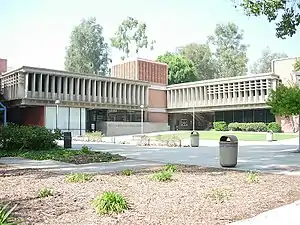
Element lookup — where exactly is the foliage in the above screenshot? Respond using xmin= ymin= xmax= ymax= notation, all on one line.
xmin=206 ymin=188 xmax=229 ymax=203
xmin=80 ymin=145 xmax=91 ymax=154
xmin=0 ymin=124 xmax=62 ymax=151
xmin=178 ymin=43 xmax=217 ymax=80
xmin=163 ymin=164 xmax=177 ymax=173
xmin=236 ymin=0 xmax=300 ymax=39
xmin=92 ymin=191 xmax=129 ymax=215
xmin=121 ymin=169 xmax=133 ymax=176
xmin=0 ymin=148 xmax=125 ymax=164
xmin=0 ymin=203 xmax=18 ymax=225
xmin=157 ymin=52 xmax=197 ymax=84
xmin=37 ymin=188 xmax=54 ymax=198
xmin=65 ymin=17 xmax=111 ymax=75
xmin=247 ymin=171 xmax=259 ymax=183
xmin=111 ymin=17 xmax=155 ymax=60
xmin=267 ymin=83 xmax=300 ymax=116
xmin=213 ymin=121 xmax=228 ymax=131
xmin=66 ymin=173 xmax=94 ymax=183
xmin=151 ymin=170 xmax=173 ymax=182
xmin=228 ymin=122 xmax=267 ymax=132
xmin=208 ymin=22 xmax=248 ymax=78
xmin=267 ymin=122 xmax=281 ymax=132
xmin=294 ymin=58 xmax=300 ymax=71
xmin=250 ymin=46 xmax=288 ymax=74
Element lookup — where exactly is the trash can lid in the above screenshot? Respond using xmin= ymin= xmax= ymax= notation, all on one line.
xmin=191 ymin=131 xmax=199 ymax=134
xmin=220 ymin=135 xmax=238 ymax=142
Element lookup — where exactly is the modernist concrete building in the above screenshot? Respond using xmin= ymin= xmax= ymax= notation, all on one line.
xmin=0 ymin=57 xmax=298 ymax=135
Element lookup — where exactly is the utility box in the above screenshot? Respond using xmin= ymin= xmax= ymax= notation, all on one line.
xmin=219 ymin=135 xmax=238 ymax=167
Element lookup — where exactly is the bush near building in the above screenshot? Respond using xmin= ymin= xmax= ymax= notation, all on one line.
xmin=213 ymin=122 xmax=281 ymax=133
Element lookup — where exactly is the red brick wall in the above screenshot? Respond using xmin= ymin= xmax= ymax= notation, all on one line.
xmin=137 ymin=60 xmax=168 ymax=85
xmin=148 ymin=89 xmax=167 ymax=108
xmin=0 ymin=58 xmax=7 ymax=73
xmin=111 ymin=61 xmax=137 ymax=80
xmin=149 ymin=112 xmax=168 ymax=123
xmin=23 ymin=106 xmax=45 ymax=126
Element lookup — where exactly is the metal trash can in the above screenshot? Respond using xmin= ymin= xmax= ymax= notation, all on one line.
xmin=190 ymin=131 xmax=199 ymax=147
xmin=64 ymin=132 xmax=72 ymax=149
xmin=219 ymin=135 xmax=238 ymax=167
xmin=266 ymin=130 xmax=273 ymax=142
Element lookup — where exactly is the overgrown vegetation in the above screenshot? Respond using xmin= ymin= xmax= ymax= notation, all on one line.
xmin=163 ymin=164 xmax=177 ymax=173
xmin=212 ymin=122 xmax=282 ymax=132
xmin=151 ymin=170 xmax=173 ymax=182
xmin=37 ymin=188 xmax=54 ymax=198
xmin=92 ymin=191 xmax=129 ymax=215
xmin=121 ymin=169 xmax=133 ymax=176
xmin=247 ymin=171 xmax=259 ymax=183
xmin=213 ymin=121 xmax=228 ymax=131
xmin=0 ymin=203 xmax=18 ymax=225
xmin=66 ymin=173 xmax=94 ymax=183
xmin=206 ymin=188 xmax=230 ymax=203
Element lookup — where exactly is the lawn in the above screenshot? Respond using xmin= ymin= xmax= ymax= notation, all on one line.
xmin=1 ymin=165 xmax=300 ymax=225
xmin=152 ymin=131 xmax=297 ymax=141
xmin=0 ymin=148 xmax=125 ymax=164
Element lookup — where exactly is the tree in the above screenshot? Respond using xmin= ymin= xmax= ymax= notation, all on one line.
xmin=157 ymin=52 xmax=197 ymax=85
xmin=111 ymin=17 xmax=155 ymax=60
xmin=208 ymin=22 xmax=248 ymax=78
xmin=178 ymin=43 xmax=217 ymax=80
xmin=65 ymin=17 xmax=111 ymax=75
xmin=250 ymin=47 xmax=288 ymax=74
xmin=236 ymin=0 xmax=300 ymax=39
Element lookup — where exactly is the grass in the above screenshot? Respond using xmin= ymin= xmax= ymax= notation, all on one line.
xmin=37 ymin=188 xmax=54 ymax=198
xmin=0 ymin=203 xmax=18 ymax=225
xmin=66 ymin=173 xmax=94 ymax=183
xmin=151 ymin=170 xmax=173 ymax=182
xmin=0 ymin=148 xmax=126 ymax=164
xmin=152 ymin=131 xmax=297 ymax=141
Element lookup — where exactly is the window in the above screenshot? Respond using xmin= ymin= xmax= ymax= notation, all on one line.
xmin=180 ymin=119 xmax=188 ymax=127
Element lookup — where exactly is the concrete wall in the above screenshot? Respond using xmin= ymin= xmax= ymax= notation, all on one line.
xmin=99 ymin=121 xmax=170 ymax=136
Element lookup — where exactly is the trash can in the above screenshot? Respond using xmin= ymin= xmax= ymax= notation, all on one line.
xmin=266 ymin=130 xmax=273 ymax=142
xmin=219 ymin=135 xmax=238 ymax=167
xmin=190 ymin=131 xmax=199 ymax=147
xmin=64 ymin=132 xmax=72 ymax=149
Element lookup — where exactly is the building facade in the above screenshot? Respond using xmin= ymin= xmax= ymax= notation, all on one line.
xmin=0 ymin=57 xmax=298 ymax=135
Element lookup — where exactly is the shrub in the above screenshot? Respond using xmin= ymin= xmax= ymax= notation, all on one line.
xmin=151 ymin=170 xmax=173 ymax=182
xmin=0 ymin=123 xmax=62 ymax=151
xmin=92 ymin=191 xmax=129 ymax=215
xmin=163 ymin=164 xmax=177 ymax=172
xmin=80 ymin=145 xmax=91 ymax=154
xmin=206 ymin=188 xmax=229 ymax=203
xmin=228 ymin=122 xmax=267 ymax=132
xmin=213 ymin=121 xmax=228 ymax=131
xmin=0 ymin=203 xmax=18 ymax=225
xmin=66 ymin=173 xmax=94 ymax=183
xmin=121 ymin=169 xmax=133 ymax=176
xmin=38 ymin=188 xmax=54 ymax=198
xmin=247 ymin=171 xmax=259 ymax=183
xmin=267 ymin=122 xmax=281 ymax=133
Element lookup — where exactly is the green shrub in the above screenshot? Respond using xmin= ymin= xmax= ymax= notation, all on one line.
xmin=92 ymin=191 xmax=129 ymax=215
xmin=37 ymin=188 xmax=54 ymax=198
xmin=247 ymin=171 xmax=259 ymax=183
xmin=213 ymin=121 xmax=228 ymax=131
xmin=267 ymin=122 xmax=281 ymax=133
xmin=151 ymin=170 xmax=173 ymax=182
xmin=228 ymin=122 xmax=267 ymax=132
xmin=66 ymin=173 xmax=94 ymax=183
xmin=206 ymin=188 xmax=229 ymax=203
xmin=80 ymin=145 xmax=91 ymax=154
xmin=163 ymin=164 xmax=177 ymax=172
xmin=121 ymin=169 xmax=133 ymax=176
xmin=0 ymin=123 xmax=62 ymax=151
xmin=0 ymin=203 xmax=18 ymax=225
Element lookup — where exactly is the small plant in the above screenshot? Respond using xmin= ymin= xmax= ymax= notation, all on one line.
xmin=163 ymin=164 xmax=177 ymax=172
xmin=92 ymin=191 xmax=129 ymax=215
xmin=206 ymin=188 xmax=229 ymax=203
xmin=37 ymin=188 xmax=53 ymax=198
xmin=121 ymin=169 xmax=133 ymax=176
xmin=81 ymin=145 xmax=91 ymax=154
xmin=247 ymin=171 xmax=259 ymax=183
xmin=66 ymin=173 xmax=94 ymax=183
xmin=151 ymin=170 xmax=173 ymax=182
xmin=0 ymin=203 xmax=18 ymax=225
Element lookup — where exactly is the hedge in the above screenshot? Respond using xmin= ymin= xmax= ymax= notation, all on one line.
xmin=0 ymin=123 xmax=63 ymax=151
xmin=213 ymin=121 xmax=281 ymax=132
xmin=213 ymin=121 xmax=228 ymax=131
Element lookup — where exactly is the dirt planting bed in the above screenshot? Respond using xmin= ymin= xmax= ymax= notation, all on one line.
xmin=1 ymin=165 xmax=300 ymax=225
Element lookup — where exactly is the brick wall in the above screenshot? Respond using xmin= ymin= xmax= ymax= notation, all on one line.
xmin=148 ymin=86 xmax=168 ymax=123
xmin=0 ymin=58 xmax=7 ymax=73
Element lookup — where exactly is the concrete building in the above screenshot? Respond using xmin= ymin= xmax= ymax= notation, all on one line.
xmin=0 ymin=57 xmax=298 ymax=135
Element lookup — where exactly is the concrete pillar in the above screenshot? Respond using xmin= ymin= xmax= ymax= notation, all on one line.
xmin=145 ymin=86 xmax=149 ymax=106
xmin=97 ymin=81 xmax=102 ymax=103
xmin=75 ymin=78 xmax=80 ymax=101
xmin=123 ymin=83 xmax=127 ymax=104
xmin=137 ymin=85 xmax=141 ymax=105
xmin=63 ymin=77 xmax=68 ymax=100
xmin=92 ymin=80 xmax=97 ymax=102
xmin=81 ymin=79 xmax=85 ymax=101
xmin=24 ymin=73 xmax=28 ymax=98
xmin=51 ymin=75 xmax=55 ymax=99
xmin=108 ymin=81 xmax=112 ymax=103
xmin=141 ymin=85 xmax=145 ymax=105
xmin=70 ymin=77 xmax=74 ymax=101
xmin=86 ymin=79 xmax=90 ymax=102
xmin=104 ymin=81 xmax=107 ymax=103
xmin=57 ymin=76 xmax=62 ymax=100
xmin=132 ymin=84 xmax=136 ymax=105
xmin=128 ymin=84 xmax=132 ymax=104
xmin=118 ymin=83 xmax=122 ymax=104
xmin=38 ymin=74 xmax=43 ymax=98
xmin=44 ymin=74 xmax=49 ymax=99
xmin=31 ymin=73 xmax=36 ymax=98
xmin=167 ymin=90 xmax=170 ymax=107
xmin=113 ymin=82 xmax=118 ymax=104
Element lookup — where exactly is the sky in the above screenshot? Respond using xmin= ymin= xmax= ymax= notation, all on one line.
xmin=0 ymin=0 xmax=299 ymax=71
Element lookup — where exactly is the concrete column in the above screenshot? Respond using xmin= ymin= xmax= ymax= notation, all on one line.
xmin=104 ymin=81 xmax=107 ymax=103
xmin=145 ymin=86 xmax=149 ymax=106
xmin=92 ymin=80 xmax=97 ymax=102
xmin=167 ymin=90 xmax=170 ymax=107
xmin=31 ymin=73 xmax=36 ymax=98
xmin=260 ymin=79 xmax=264 ymax=102
xmin=108 ymin=81 xmax=112 ymax=103
xmin=75 ymin=78 xmax=80 ymax=101
xmin=51 ymin=75 xmax=55 ymax=99
xmin=38 ymin=74 xmax=43 ymax=98
xmin=97 ymin=81 xmax=102 ymax=103
xmin=44 ymin=74 xmax=49 ymax=99
xmin=24 ymin=73 xmax=29 ymax=98
xmin=123 ymin=83 xmax=127 ymax=104
xmin=118 ymin=83 xmax=122 ymax=104
xmin=63 ymin=77 xmax=68 ymax=101
xmin=141 ymin=85 xmax=145 ymax=105
xmin=86 ymin=79 xmax=90 ymax=102
xmin=57 ymin=76 xmax=62 ymax=100
xmin=204 ymin=86 xmax=208 ymax=105
xmin=81 ymin=79 xmax=85 ymax=101
xmin=113 ymin=82 xmax=118 ymax=104
xmin=128 ymin=84 xmax=132 ymax=104
xmin=70 ymin=77 xmax=74 ymax=101
xmin=132 ymin=84 xmax=136 ymax=105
